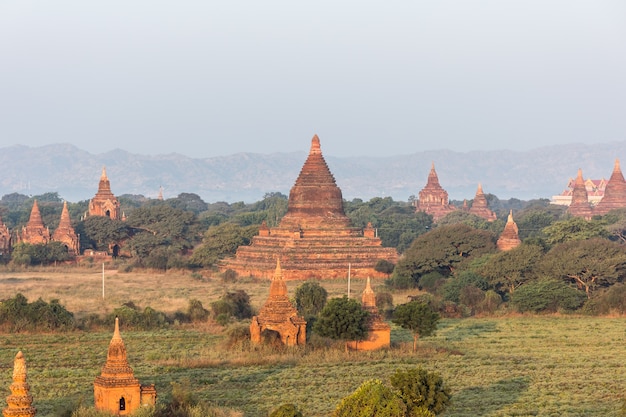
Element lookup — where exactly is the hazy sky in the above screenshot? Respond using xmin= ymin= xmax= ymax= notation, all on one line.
xmin=1 ymin=1 xmax=625 ymax=158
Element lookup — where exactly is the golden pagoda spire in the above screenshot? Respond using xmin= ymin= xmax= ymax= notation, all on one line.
xmin=269 ymin=258 xmax=287 ymax=297
xmin=361 ymin=277 xmax=376 ymax=309
xmin=3 ymin=351 xmax=36 ymax=417
xmin=310 ymin=134 xmax=321 ymax=155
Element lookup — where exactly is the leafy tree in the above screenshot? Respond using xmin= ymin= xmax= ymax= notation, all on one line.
xmin=190 ymin=223 xmax=258 ymax=267
xmin=392 ymin=301 xmax=440 ymax=352
xmin=187 ymin=299 xmax=209 ymax=322
xmin=77 ymin=216 xmax=131 ymax=252
xmin=394 ymin=224 xmax=497 ymax=286
xmin=375 ymin=259 xmax=395 ymax=277
xmin=269 ymin=403 xmax=304 ymax=417
xmin=332 ymin=379 xmax=407 ymax=417
xmin=478 ymin=243 xmax=545 ymax=295
xmin=295 ymin=281 xmax=328 ymax=318
xmin=313 ymin=296 xmax=369 ymax=350
xmin=543 ymin=217 xmax=609 ymax=246
xmin=437 ymin=210 xmax=501 ymax=233
xmin=539 ymin=238 xmax=626 ymax=298
xmin=10 ymin=242 xmax=70 ymax=266
xmin=166 ymin=192 xmax=209 ymax=214
xmin=515 ymin=205 xmax=566 ymax=240
xmin=510 ymin=278 xmax=586 ymax=313
xmin=598 ymin=208 xmax=626 ymax=244
xmin=0 ymin=294 xmax=75 ymax=332
xmin=390 ymin=367 xmax=451 ymax=415
xmin=440 ymin=271 xmax=488 ymax=303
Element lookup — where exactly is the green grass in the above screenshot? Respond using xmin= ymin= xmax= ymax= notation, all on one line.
xmin=1 ymin=317 xmax=625 ymax=416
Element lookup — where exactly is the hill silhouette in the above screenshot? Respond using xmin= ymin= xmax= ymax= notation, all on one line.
xmin=1 ymin=141 xmax=625 ymax=203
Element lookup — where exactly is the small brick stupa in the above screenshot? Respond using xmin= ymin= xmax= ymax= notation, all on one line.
xmin=0 ymin=214 xmax=11 ymax=256
xmin=594 ymin=159 xmax=626 ymax=216
xmin=468 ymin=184 xmax=497 ymax=222
xmin=94 ymin=318 xmax=156 ymax=415
xmin=250 ymin=259 xmax=306 ymax=346
xmin=567 ymin=169 xmax=593 ymax=220
xmin=3 ymin=351 xmax=36 ymax=417
xmin=347 ymin=277 xmax=390 ymax=351
xmin=497 ymin=210 xmax=521 ymax=251
xmin=18 ymin=201 xmax=50 ymax=245
xmin=89 ymin=167 xmax=121 ymax=220
xmin=415 ymin=163 xmax=457 ymax=222
xmin=223 ymin=135 xmax=398 ymax=279
xmin=52 ymin=202 xmax=80 ymax=255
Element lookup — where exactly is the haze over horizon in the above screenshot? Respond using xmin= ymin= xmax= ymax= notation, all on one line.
xmin=1 ymin=2 xmax=625 ymax=158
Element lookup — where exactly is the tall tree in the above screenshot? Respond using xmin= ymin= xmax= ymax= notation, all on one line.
xmin=539 ymin=238 xmax=626 ymax=298
xmin=543 ymin=217 xmax=608 ymax=246
xmin=392 ymin=301 xmax=440 ymax=352
xmin=478 ymin=243 xmax=545 ymax=295
xmin=394 ymin=224 xmax=497 ymax=286
xmin=313 ymin=297 xmax=369 ymax=351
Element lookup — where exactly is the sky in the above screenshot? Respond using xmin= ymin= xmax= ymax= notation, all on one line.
xmin=1 ymin=1 xmax=625 ymax=158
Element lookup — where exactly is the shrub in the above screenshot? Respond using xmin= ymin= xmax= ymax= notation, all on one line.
xmin=0 ymin=294 xmax=75 ymax=332
xmin=375 ymin=259 xmax=395 ymax=276
xmin=459 ymin=285 xmax=485 ymax=312
xmin=269 ymin=403 xmax=303 ymax=417
xmin=187 ymin=299 xmax=209 ymax=322
xmin=441 ymin=271 xmax=488 ymax=303
xmin=479 ymin=290 xmax=502 ymax=314
xmin=222 ymin=269 xmax=238 ymax=283
xmin=375 ymin=291 xmax=394 ymax=319
xmin=582 ymin=284 xmax=626 ymax=315
xmin=390 ymin=367 xmax=451 ymax=415
xmin=224 ymin=323 xmax=250 ymax=348
xmin=210 ymin=290 xmax=253 ymax=321
xmin=418 ymin=271 xmax=446 ymax=293
xmin=108 ymin=303 xmax=170 ymax=330
xmin=333 ymin=379 xmax=406 ymax=417
xmin=510 ymin=279 xmax=586 ymax=313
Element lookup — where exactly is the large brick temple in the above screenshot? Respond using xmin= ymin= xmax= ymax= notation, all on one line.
xmin=222 ymin=135 xmax=398 ymax=280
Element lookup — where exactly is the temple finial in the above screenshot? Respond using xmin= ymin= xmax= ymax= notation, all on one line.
xmin=101 ymin=166 xmax=108 ymax=180
xmin=310 ymin=135 xmax=321 ymax=155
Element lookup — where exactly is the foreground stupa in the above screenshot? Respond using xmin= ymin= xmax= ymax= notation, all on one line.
xmin=3 ymin=352 xmax=36 ymax=417
xmin=222 ymin=135 xmax=398 ymax=279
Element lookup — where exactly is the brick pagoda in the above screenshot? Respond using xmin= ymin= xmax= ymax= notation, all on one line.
xmin=52 ymin=202 xmax=80 ymax=255
xmin=496 ymin=210 xmax=521 ymax=251
xmin=94 ymin=318 xmax=156 ymax=415
xmin=347 ymin=277 xmax=390 ymax=351
xmin=594 ymin=159 xmax=626 ymax=216
xmin=222 ymin=135 xmax=398 ymax=279
xmin=567 ymin=169 xmax=593 ymax=220
xmin=3 ymin=351 xmax=36 ymax=417
xmin=250 ymin=259 xmax=307 ymax=346
xmin=18 ymin=201 xmax=50 ymax=245
xmin=414 ymin=163 xmax=457 ymax=222
xmin=89 ymin=167 xmax=121 ymax=220
xmin=0 ymin=213 xmax=11 ymax=256
xmin=468 ymin=184 xmax=497 ymax=221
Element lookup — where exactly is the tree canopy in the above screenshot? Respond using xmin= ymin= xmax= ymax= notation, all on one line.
xmin=392 ymin=301 xmax=440 ymax=352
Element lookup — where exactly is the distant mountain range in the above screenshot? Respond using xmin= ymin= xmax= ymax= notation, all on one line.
xmin=1 ymin=142 xmax=625 ymax=203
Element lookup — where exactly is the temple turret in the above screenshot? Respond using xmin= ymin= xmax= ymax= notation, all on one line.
xmin=497 ymin=210 xmax=521 ymax=251
xmin=52 ymin=202 xmax=80 ymax=255
xmin=415 ymin=163 xmax=457 ymax=222
xmin=468 ymin=183 xmax=497 ymax=221
xmin=3 ymin=351 xmax=36 ymax=417
xmin=222 ymin=135 xmax=398 ymax=279
xmin=567 ymin=169 xmax=594 ymax=220
xmin=347 ymin=277 xmax=390 ymax=351
xmin=594 ymin=159 xmax=626 ymax=215
xmin=94 ymin=318 xmax=156 ymax=415
xmin=89 ymin=167 xmax=121 ymax=220
xmin=0 ymin=213 xmax=11 ymax=257
xmin=250 ymin=259 xmax=307 ymax=346
xmin=18 ymin=201 xmax=50 ymax=245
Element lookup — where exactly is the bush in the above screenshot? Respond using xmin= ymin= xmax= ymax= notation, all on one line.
xmin=375 ymin=259 xmax=395 ymax=276
xmin=376 ymin=291 xmax=394 ymax=319
xmin=582 ymin=284 xmax=626 ymax=315
xmin=386 ymin=273 xmax=418 ymax=290
xmin=390 ymin=367 xmax=451 ymax=415
xmin=269 ymin=403 xmax=303 ymax=417
xmin=107 ymin=303 xmax=170 ymax=330
xmin=418 ymin=271 xmax=446 ymax=293
xmin=0 ymin=294 xmax=75 ymax=332
xmin=222 ymin=269 xmax=238 ymax=283
xmin=210 ymin=290 xmax=253 ymax=321
xmin=479 ymin=290 xmax=502 ymax=314
xmin=333 ymin=379 xmax=407 ymax=417
xmin=441 ymin=271 xmax=488 ymax=304
xmin=187 ymin=299 xmax=209 ymax=322
xmin=510 ymin=279 xmax=586 ymax=313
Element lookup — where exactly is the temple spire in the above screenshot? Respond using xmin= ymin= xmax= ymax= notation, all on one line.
xmin=497 ymin=210 xmax=521 ymax=251
xmin=361 ymin=277 xmax=376 ymax=309
xmin=101 ymin=166 xmax=108 ymax=181
xmin=310 ymin=135 xmax=321 ymax=155
xmin=27 ymin=201 xmax=43 ymax=227
xmin=3 ymin=351 xmax=36 ymax=417
xmin=269 ymin=258 xmax=287 ymax=297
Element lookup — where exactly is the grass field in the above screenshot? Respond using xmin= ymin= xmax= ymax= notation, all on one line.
xmin=0 ymin=268 xmax=625 ymax=416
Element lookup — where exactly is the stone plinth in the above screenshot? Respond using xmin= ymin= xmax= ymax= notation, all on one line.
xmin=18 ymin=201 xmax=50 ymax=245
xmin=250 ymin=259 xmax=306 ymax=346
xmin=567 ymin=169 xmax=593 ymax=220
xmin=347 ymin=278 xmax=390 ymax=351
xmin=94 ymin=318 xmax=156 ymax=415
xmin=468 ymin=184 xmax=497 ymax=222
xmin=594 ymin=160 xmax=626 ymax=216
xmin=52 ymin=201 xmax=80 ymax=255
xmin=415 ymin=163 xmax=457 ymax=222
xmin=3 ymin=352 xmax=36 ymax=417
xmin=497 ymin=211 xmax=521 ymax=251
xmin=222 ymin=135 xmax=398 ymax=279
xmin=89 ymin=167 xmax=121 ymax=220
